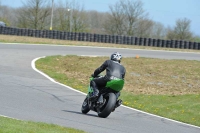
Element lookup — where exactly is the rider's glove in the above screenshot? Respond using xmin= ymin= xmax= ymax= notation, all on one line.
xmin=91 ymin=74 xmax=95 ymax=77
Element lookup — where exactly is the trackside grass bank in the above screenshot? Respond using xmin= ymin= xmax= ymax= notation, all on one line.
xmin=35 ymin=55 xmax=200 ymax=127
xmin=0 ymin=116 xmax=85 ymax=133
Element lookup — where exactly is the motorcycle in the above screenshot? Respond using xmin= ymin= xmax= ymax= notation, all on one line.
xmin=81 ymin=75 xmax=124 ymax=118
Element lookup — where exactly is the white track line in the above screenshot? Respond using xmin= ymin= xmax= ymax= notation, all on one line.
xmin=32 ymin=56 xmax=200 ymax=129
xmin=0 ymin=115 xmax=20 ymax=120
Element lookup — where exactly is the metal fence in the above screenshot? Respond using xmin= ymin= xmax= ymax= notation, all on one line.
xmin=0 ymin=26 xmax=200 ymax=50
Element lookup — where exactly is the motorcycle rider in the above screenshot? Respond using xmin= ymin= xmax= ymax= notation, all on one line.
xmin=90 ymin=52 xmax=126 ymax=103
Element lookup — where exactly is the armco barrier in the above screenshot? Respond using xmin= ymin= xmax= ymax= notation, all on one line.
xmin=0 ymin=26 xmax=199 ymax=50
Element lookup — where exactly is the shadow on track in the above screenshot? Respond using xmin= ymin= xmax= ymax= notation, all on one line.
xmin=62 ymin=110 xmax=98 ymax=117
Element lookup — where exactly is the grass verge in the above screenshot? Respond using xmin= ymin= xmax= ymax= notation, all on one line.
xmin=0 ymin=116 xmax=85 ymax=133
xmin=35 ymin=55 xmax=200 ymax=127
xmin=0 ymin=34 xmax=200 ymax=53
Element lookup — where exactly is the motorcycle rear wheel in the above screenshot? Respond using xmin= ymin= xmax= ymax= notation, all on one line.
xmin=98 ymin=93 xmax=116 ymax=118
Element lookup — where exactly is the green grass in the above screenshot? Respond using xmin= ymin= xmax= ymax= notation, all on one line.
xmin=35 ymin=55 xmax=200 ymax=127
xmin=0 ymin=116 xmax=85 ymax=133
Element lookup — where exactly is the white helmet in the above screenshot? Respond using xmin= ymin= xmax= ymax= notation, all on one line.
xmin=110 ymin=52 xmax=122 ymax=62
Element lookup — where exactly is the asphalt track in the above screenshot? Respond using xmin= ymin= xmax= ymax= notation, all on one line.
xmin=0 ymin=43 xmax=199 ymax=133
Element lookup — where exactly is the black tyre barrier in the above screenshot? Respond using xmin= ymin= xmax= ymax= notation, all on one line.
xmin=2 ymin=27 xmax=5 ymax=34
xmin=35 ymin=30 xmax=39 ymax=37
xmin=171 ymin=40 xmax=175 ymax=48
xmin=198 ymin=43 xmax=200 ymax=50
xmin=49 ymin=30 xmax=53 ymax=38
xmin=100 ymin=34 xmax=104 ymax=43
xmin=74 ymin=32 xmax=78 ymax=41
xmin=104 ymin=35 xmax=109 ymax=43
xmin=144 ymin=38 xmax=148 ymax=46
xmin=139 ymin=38 xmax=144 ymax=46
xmin=77 ymin=32 xmax=80 ymax=41
xmin=108 ymin=35 xmax=112 ymax=43
xmin=112 ymin=35 xmax=116 ymax=44
xmin=58 ymin=31 xmax=62 ymax=39
xmin=176 ymin=40 xmax=180 ymax=48
xmin=0 ymin=27 xmax=3 ymax=34
xmin=39 ymin=30 xmax=42 ymax=38
xmin=97 ymin=34 xmax=101 ymax=42
xmin=5 ymin=27 xmax=11 ymax=35
xmin=122 ymin=36 xmax=126 ymax=44
xmin=184 ymin=41 xmax=189 ymax=49
xmin=93 ymin=34 xmax=97 ymax=42
xmin=2 ymin=27 xmax=6 ymax=34
xmin=10 ymin=28 xmax=14 ymax=35
xmin=193 ymin=42 xmax=198 ymax=50
xmin=87 ymin=33 xmax=91 ymax=42
xmin=119 ymin=35 xmax=123 ymax=44
xmin=71 ymin=32 xmax=74 ymax=40
xmin=79 ymin=32 xmax=83 ymax=41
xmin=189 ymin=42 xmax=193 ymax=49
xmin=180 ymin=40 xmax=184 ymax=49
xmin=25 ymin=29 xmax=29 ymax=36
xmin=130 ymin=37 xmax=135 ymax=45
xmin=116 ymin=35 xmax=120 ymax=44
xmin=59 ymin=31 xmax=64 ymax=40
xmin=162 ymin=40 xmax=166 ymax=47
xmin=153 ymin=39 xmax=156 ymax=47
xmin=83 ymin=33 xmax=87 ymax=41
xmin=66 ymin=32 xmax=70 ymax=40
xmin=16 ymin=29 xmax=20 ymax=36
xmin=90 ymin=33 xmax=94 ymax=42
xmin=148 ymin=38 xmax=153 ymax=46
xmin=126 ymin=36 xmax=131 ymax=45
xmin=1 ymin=26 xmax=200 ymax=50
xmin=21 ymin=29 xmax=25 ymax=36
xmin=166 ymin=40 xmax=171 ymax=48
xmin=157 ymin=39 xmax=161 ymax=47
xmin=135 ymin=37 xmax=139 ymax=45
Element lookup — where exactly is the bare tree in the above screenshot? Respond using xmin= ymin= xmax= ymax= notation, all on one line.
xmin=174 ymin=18 xmax=193 ymax=40
xmin=150 ymin=22 xmax=166 ymax=39
xmin=166 ymin=18 xmax=193 ymax=41
xmin=104 ymin=0 xmax=148 ymax=36
xmin=55 ymin=0 xmax=87 ymax=32
xmin=135 ymin=19 xmax=153 ymax=38
xmin=166 ymin=26 xmax=175 ymax=40
xmin=0 ymin=5 xmax=11 ymax=25
xmin=86 ymin=10 xmax=107 ymax=34
xmin=17 ymin=0 xmax=51 ymax=29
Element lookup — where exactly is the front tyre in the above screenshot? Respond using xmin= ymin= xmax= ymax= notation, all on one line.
xmin=98 ymin=93 xmax=116 ymax=118
xmin=81 ymin=97 xmax=90 ymax=114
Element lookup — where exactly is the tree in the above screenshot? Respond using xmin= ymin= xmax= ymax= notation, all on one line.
xmin=0 ymin=4 xmax=13 ymax=26
xmin=150 ymin=22 xmax=166 ymax=39
xmin=166 ymin=18 xmax=193 ymax=41
xmin=134 ymin=18 xmax=153 ymax=38
xmin=55 ymin=0 xmax=88 ymax=32
xmin=17 ymin=0 xmax=51 ymax=29
xmin=174 ymin=18 xmax=193 ymax=40
xmin=104 ymin=0 xmax=148 ymax=36
xmin=86 ymin=10 xmax=107 ymax=34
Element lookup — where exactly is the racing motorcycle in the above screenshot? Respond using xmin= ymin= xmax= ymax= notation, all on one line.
xmin=81 ymin=75 xmax=124 ymax=118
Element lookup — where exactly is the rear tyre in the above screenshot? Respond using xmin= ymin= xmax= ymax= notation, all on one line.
xmin=81 ymin=97 xmax=90 ymax=114
xmin=98 ymin=93 xmax=116 ymax=118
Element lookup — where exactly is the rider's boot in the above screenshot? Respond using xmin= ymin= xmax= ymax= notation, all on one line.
xmin=90 ymin=87 xmax=99 ymax=100
xmin=97 ymin=94 xmax=103 ymax=105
